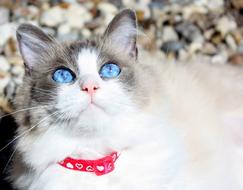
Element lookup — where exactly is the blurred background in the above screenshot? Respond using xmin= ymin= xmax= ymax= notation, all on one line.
xmin=0 ymin=0 xmax=242 ymax=189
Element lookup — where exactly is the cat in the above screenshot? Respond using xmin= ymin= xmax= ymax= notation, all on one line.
xmin=9 ymin=8 xmax=243 ymax=190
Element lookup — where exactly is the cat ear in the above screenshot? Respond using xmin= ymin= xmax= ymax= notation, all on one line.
xmin=16 ymin=24 xmax=56 ymax=74
xmin=103 ymin=9 xmax=138 ymax=58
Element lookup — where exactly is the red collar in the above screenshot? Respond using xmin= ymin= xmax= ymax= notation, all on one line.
xmin=59 ymin=152 xmax=119 ymax=176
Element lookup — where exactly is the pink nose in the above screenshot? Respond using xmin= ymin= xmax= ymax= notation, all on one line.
xmin=82 ymin=82 xmax=99 ymax=95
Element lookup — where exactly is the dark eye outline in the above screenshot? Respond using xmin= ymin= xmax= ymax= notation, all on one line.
xmin=99 ymin=62 xmax=121 ymax=79
xmin=52 ymin=67 xmax=76 ymax=84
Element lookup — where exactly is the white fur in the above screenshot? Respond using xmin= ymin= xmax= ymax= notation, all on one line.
xmin=13 ymin=35 xmax=243 ymax=190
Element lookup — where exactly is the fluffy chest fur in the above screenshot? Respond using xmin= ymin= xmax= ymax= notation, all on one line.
xmin=11 ymin=9 xmax=243 ymax=190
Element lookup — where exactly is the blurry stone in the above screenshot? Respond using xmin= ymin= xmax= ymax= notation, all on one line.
xmin=182 ymin=5 xmax=208 ymax=20
xmin=150 ymin=0 xmax=168 ymax=9
xmin=57 ymin=31 xmax=79 ymax=42
xmin=0 ymin=7 xmax=9 ymax=25
xmin=85 ymin=19 xmax=101 ymax=30
xmin=81 ymin=28 xmax=92 ymax=39
xmin=202 ymin=42 xmax=217 ymax=55
xmin=64 ymin=4 xmax=92 ymax=29
xmin=50 ymin=0 xmax=64 ymax=5
xmin=231 ymin=30 xmax=242 ymax=45
xmin=232 ymin=0 xmax=243 ymax=9
xmin=207 ymin=0 xmax=224 ymax=11
xmin=0 ymin=23 xmax=17 ymax=47
xmin=4 ymin=80 xmax=16 ymax=100
xmin=211 ymin=52 xmax=228 ymax=64
xmin=4 ymin=38 xmax=17 ymax=57
xmin=225 ymin=34 xmax=237 ymax=51
xmin=178 ymin=49 xmax=189 ymax=61
xmin=123 ymin=0 xmax=150 ymax=8
xmin=7 ymin=56 xmax=23 ymax=66
xmin=57 ymin=24 xmax=79 ymax=41
xmin=188 ymin=12 xmax=207 ymax=30
xmin=170 ymin=0 xmax=193 ymax=5
xmin=98 ymin=2 xmax=118 ymax=15
xmin=0 ymin=71 xmax=10 ymax=95
xmin=58 ymin=2 xmax=70 ymax=9
xmin=136 ymin=10 xmax=145 ymax=22
xmin=228 ymin=53 xmax=243 ymax=65
xmin=161 ymin=41 xmax=185 ymax=54
xmin=92 ymin=0 xmax=102 ymax=5
xmin=211 ymin=31 xmax=223 ymax=45
xmin=11 ymin=65 xmax=24 ymax=78
xmin=58 ymin=23 xmax=71 ymax=37
xmin=175 ymin=21 xmax=203 ymax=43
xmin=0 ymin=56 xmax=10 ymax=72
xmin=0 ymin=97 xmax=13 ymax=113
xmin=162 ymin=26 xmax=178 ymax=42
xmin=138 ymin=25 xmax=157 ymax=51
xmin=204 ymin=29 xmax=214 ymax=40
xmin=40 ymin=6 xmax=64 ymax=27
xmin=108 ymin=0 xmax=123 ymax=8
xmin=188 ymin=42 xmax=202 ymax=54
xmin=136 ymin=5 xmax=151 ymax=20
xmin=216 ymin=16 xmax=237 ymax=37
xmin=13 ymin=6 xmax=39 ymax=21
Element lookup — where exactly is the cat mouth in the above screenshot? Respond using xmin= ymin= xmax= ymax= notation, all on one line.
xmin=84 ymin=100 xmax=106 ymax=113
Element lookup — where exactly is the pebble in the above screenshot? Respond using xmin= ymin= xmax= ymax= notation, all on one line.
xmin=0 ymin=56 xmax=10 ymax=72
xmin=162 ymin=26 xmax=179 ymax=42
xmin=64 ymin=4 xmax=92 ymax=29
xmin=175 ymin=21 xmax=203 ymax=43
xmin=206 ymin=0 xmax=224 ymax=11
xmin=170 ymin=0 xmax=194 ymax=5
xmin=216 ymin=16 xmax=237 ymax=37
xmin=225 ymin=34 xmax=237 ymax=51
xmin=182 ymin=5 xmax=208 ymax=20
xmin=57 ymin=24 xmax=79 ymax=41
xmin=232 ymin=0 xmax=243 ymax=9
xmin=98 ymin=2 xmax=118 ymax=14
xmin=80 ymin=28 xmax=92 ymax=39
xmin=0 ymin=72 xmax=10 ymax=95
xmin=0 ymin=7 xmax=9 ymax=25
xmin=188 ymin=42 xmax=203 ymax=54
xmin=7 ymin=56 xmax=23 ymax=66
xmin=211 ymin=52 xmax=228 ymax=64
xmin=98 ymin=2 xmax=118 ymax=25
xmin=202 ymin=42 xmax=217 ymax=55
xmin=13 ymin=6 xmax=40 ymax=21
xmin=228 ymin=53 xmax=243 ymax=65
xmin=11 ymin=65 xmax=24 ymax=79
xmin=161 ymin=41 xmax=185 ymax=54
xmin=0 ymin=23 xmax=17 ymax=47
xmin=40 ymin=6 xmax=64 ymax=27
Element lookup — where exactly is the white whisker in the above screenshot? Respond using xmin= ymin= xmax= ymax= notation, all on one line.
xmin=0 ymin=111 xmax=59 ymax=152
xmin=0 ymin=105 xmax=49 ymax=120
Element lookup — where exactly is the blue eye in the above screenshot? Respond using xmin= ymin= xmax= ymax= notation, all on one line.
xmin=52 ymin=68 xmax=75 ymax=83
xmin=99 ymin=63 xmax=121 ymax=79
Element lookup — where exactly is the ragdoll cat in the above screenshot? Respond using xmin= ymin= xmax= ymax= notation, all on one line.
xmin=10 ymin=9 xmax=243 ymax=190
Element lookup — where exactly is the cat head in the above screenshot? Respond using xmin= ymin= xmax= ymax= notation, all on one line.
xmin=16 ymin=9 xmax=147 ymax=134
